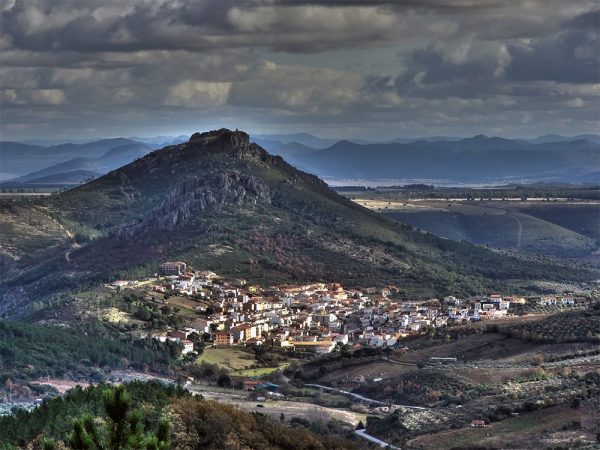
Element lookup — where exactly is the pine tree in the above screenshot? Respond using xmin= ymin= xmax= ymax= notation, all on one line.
xmin=44 ymin=385 xmax=170 ymax=450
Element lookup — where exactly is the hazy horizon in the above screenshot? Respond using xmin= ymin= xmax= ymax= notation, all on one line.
xmin=5 ymin=129 xmax=600 ymax=147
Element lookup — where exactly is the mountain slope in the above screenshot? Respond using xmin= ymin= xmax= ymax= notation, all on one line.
xmin=384 ymin=207 xmax=596 ymax=258
xmin=0 ymin=129 xmax=593 ymax=317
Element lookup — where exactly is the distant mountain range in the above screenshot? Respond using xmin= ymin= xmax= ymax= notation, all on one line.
xmin=2 ymin=142 xmax=153 ymax=185
xmin=265 ymin=135 xmax=600 ymax=184
xmin=0 ymin=138 xmax=176 ymax=185
xmin=525 ymin=134 xmax=600 ymax=145
xmin=1 ymin=132 xmax=598 ymax=185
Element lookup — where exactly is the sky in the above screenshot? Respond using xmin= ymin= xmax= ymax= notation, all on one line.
xmin=0 ymin=0 xmax=599 ymax=141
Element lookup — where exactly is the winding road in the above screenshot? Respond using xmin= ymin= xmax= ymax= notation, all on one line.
xmin=305 ymin=383 xmax=427 ymax=410
xmin=355 ymin=429 xmax=401 ymax=449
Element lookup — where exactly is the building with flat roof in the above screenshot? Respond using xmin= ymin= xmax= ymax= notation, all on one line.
xmin=159 ymin=261 xmax=187 ymax=276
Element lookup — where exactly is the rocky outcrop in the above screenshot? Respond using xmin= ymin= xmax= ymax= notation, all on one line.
xmin=117 ymin=169 xmax=270 ymax=237
xmin=187 ymin=129 xmax=271 ymax=163
xmin=189 ymin=128 xmax=250 ymax=148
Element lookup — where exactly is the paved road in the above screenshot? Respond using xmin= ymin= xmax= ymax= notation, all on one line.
xmin=305 ymin=383 xmax=427 ymax=410
xmin=355 ymin=429 xmax=400 ymax=449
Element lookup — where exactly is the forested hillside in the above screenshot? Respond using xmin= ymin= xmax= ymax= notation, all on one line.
xmin=0 ymin=321 xmax=178 ymax=382
xmin=0 ymin=382 xmax=356 ymax=449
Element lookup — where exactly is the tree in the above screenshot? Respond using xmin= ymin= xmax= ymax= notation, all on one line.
xmin=217 ymin=373 xmax=232 ymax=388
xmin=356 ymin=421 xmax=365 ymax=430
xmin=44 ymin=385 xmax=170 ymax=449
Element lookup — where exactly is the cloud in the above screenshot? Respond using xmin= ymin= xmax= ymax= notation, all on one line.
xmin=566 ymin=97 xmax=585 ymax=108
xmin=1 ymin=87 xmax=66 ymax=105
xmin=0 ymin=0 xmax=598 ymax=139
xmin=166 ymin=80 xmax=231 ymax=107
xmin=505 ymin=29 xmax=599 ymax=83
xmin=228 ymin=62 xmax=363 ymax=113
xmin=30 ymin=89 xmax=66 ymax=105
xmin=2 ymin=0 xmax=581 ymax=56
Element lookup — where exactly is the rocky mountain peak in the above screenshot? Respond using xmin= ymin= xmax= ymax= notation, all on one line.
xmin=188 ymin=128 xmax=249 ymax=147
xmin=185 ymin=128 xmax=266 ymax=162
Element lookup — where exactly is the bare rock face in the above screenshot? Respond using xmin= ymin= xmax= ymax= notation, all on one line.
xmin=189 ymin=128 xmax=249 ymax=147
xmin=117 ymin=169 xmax=271 ymax=237
xmin=188 ymin=129 xmax=252 ymax=157
xmin=187 ymin=128 xmax=269 ymax=163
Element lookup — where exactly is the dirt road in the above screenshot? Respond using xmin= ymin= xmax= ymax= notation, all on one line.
xmin=188 ymin=385 xmax=361 ymax=425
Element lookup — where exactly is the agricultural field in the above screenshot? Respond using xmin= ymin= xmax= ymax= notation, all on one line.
xmin=396 ymin=333 xmax=527 ymax=364
xmin=318 ymin=360 xmax=415 ymax=384
xmin=449 ymin=367 xmax=545 ymax=384
xmin=406 ymin=403 xmax=599 ymax=449
xmin=505 ymin=307 xmax=600 ymax=343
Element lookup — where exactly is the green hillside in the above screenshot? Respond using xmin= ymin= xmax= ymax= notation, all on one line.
xmin=0 ymin=130 xmax=594 ymax=317
xmin=518 ymin=204 xmax=600 ymax=239
xmin=385 ymin=202 xmax=598 ymax=258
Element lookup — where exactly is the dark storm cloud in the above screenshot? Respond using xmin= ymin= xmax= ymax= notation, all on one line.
xmin=505 ymin=19 xmax=600 ymax=84
xmin=0 ymin=0 xmax=598 ymax=139
xmin=567 ymin=8 xmax=600 ymax=29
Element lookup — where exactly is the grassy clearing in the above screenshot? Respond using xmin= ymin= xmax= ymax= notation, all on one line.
xmin=197 ymin=347 xmax=291 ymax=378
xmin=233 ymin=365 xmax=289 ymax=377
xmin=197 ymin=347 xmax=258 ymax=371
